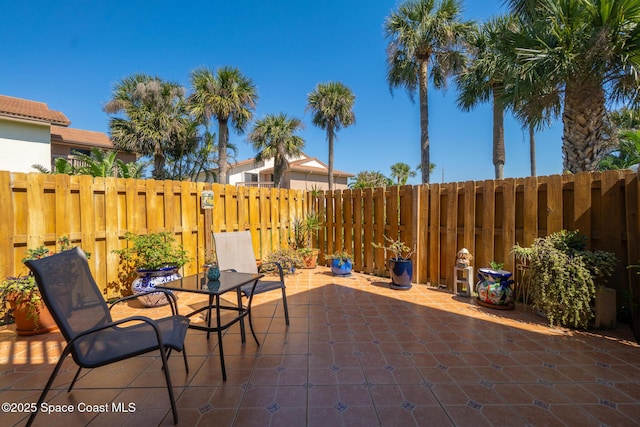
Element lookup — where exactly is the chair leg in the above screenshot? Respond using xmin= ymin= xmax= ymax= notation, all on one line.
xmin=182 ymin=347 xmax=189 ymax=373
xmin=159 ymin=346 xmax=179 ymax=424
xmin=26 ymin=346 xmax=73 ymax=427
xmin=281 ymin=287 xmax=290 ymax=326
xmin=67 ymin=366 xmax=82 ymax=392
xmin=247 ymin=310 xmax=260 ymax=346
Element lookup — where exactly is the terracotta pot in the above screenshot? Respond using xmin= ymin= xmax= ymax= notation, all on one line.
xmin=302 ymin=249 xmax=319 ymax=269
xmin=10 ymin=300 xmax=58 ymax=336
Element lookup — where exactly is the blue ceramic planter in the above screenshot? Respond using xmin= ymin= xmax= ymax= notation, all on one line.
xmin=132 ymin=266 xmax=180 ymax=307
xmin=331 ymin=259 xmax=353 ymax=276
xmin=389 ymin=258 xmax=412 ymax=290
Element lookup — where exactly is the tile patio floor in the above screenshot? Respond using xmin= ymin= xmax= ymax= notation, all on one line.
xmin=1 ymin=267 xmax=640 ymax=426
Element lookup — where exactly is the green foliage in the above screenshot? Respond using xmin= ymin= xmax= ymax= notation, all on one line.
xmin=513 ymin=230 xmax=618 ymax=329
xmin=262 ymin=248 xmax=302 ymax=274
xmin=372 ymin=235 xmax=415 ymax=261
xmin=389 ymin=162 xmax=417 ymax=185
xmin=1 ymin=236 xmax=89 ymax=325
xmin=290 ymin=211 xmax=322 ymax=251
xmin=249 ymin=113 xmax=305 ymax=188
xmin=112 ymin=232 xmax=190 ymax=270
xmin=349 ymin=170 xmax=392 ymax=188
xmin=490 ymin=261 xmax=504 ymax=271
xmin=328 ymin=251 xmax=353 ymax=266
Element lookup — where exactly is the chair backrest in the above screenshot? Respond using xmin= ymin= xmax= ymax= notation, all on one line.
xmin=25 ymin=247 xmax=111 ymax=345
xmin=213 ymin=231 xmax=259 ymax=274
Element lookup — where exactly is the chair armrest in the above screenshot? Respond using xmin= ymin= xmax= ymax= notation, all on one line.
xmin=258 ymin=261 xmax=284 ymax=282
xmin=68 ymin=316 xmax=167 ymax=348
xmin=109 ymin=288 xmax=179 ymax=316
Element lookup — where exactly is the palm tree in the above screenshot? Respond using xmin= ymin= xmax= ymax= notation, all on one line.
xmin=348 ymin=171 xmax=393 ymax=189
xmin=104 ymin=74 xmax=188 ymax=179
xmin=72 ymin=148 xmax=119 ymax=177
xmin=190 ymin=66 xmax=258 ymax=184
xmin=390 ymin=162 xmax=417 ymax=185
xmin=248 ymin=113 xmax=305 ymax=188
xmin=32 ymin=157 xmax=76 ymax=175
xmin=306 ymin=82 xmax=356 ymax=190
xmin=456 ymin=16 xmax=516 ymax=179
xmin=385 ymin=0 xmax=474 ymax=184
xmin=505 ymin=0 xmax=640 ymax=173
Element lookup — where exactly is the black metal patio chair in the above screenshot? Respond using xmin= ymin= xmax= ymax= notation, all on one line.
xmin=24 ymin=247 xmax=189 ymax=425
xmin=214 ymin=231 xmax=290 ymax=325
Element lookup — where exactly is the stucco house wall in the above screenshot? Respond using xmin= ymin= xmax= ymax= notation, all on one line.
xmin=0 ymin=119 xmax=51 ymax=173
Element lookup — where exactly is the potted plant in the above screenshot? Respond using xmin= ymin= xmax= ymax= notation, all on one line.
xmin=113 ymin=232 xmax=190 ymax=307
xmin=512 ymin=230 xmax=618 ymax=329
xmin=475 ymin=261 xmax=515 ymax=309
xmin=328 ymin=251 xmax=353 ymax=276
xmin=373 ymin=236 xmax=415 ymax=290
xmin=0 ymin=236 xmax=88 ymax=336
xmin=262 ymin=248 xmax=303 ymax=275
xmin=291 ymin=211 xmax=322 ymax=269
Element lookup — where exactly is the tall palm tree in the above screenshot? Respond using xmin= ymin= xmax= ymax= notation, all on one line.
xmin=190 ymin=66 xmax=258 ymax=184
xmin=385 ymin=0 xmax=474 ymax=184
xmin=505 ymin=0 xmax=640 ymax=173
xmin=104 ymin=74 xmax=188 ymax=179
xmin=306 ymin=82 xmax=356 ymax=190
xmin=248 ymin=113 xmax=305 ymax=188
xmin=390 ymin=162 xmax=417 ymax=185
xmin=456 ymin=16 xmax=516 ymax=179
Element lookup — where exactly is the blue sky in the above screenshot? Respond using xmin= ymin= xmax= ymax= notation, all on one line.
xmin=1 ymin=0 xmax=563 ymax=184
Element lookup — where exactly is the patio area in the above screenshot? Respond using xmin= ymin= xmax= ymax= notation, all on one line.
xmin=1 ymin=267 xmax=640 ymax=427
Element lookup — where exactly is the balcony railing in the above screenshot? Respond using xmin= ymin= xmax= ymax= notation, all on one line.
xmin=235 ymin=181 xmax=274 ymax=188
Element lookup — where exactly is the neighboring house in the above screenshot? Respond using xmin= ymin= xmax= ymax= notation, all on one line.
xmin=0 ymin=95 xmax=135 ymax=174
xmin=226 ymin=152 xmax=353 ymax=190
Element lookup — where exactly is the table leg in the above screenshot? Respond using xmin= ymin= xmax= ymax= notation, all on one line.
xmin=206 ymin=294 xmax=214 ymax=340
xmin=216 ymin=294 xmax=226 ymax=381
xmin=237 ymin=288 xmax=246 ymax=343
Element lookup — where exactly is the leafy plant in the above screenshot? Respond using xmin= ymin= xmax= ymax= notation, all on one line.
xmin=328 ymin=251 xmax=353 ymax=267
xmin=372 ymin=236 xmax=415 ymax=261
xmin=1 ymin=236 xmax=89 ymax=326
xmin=490 ymin=261 xmax=504 ymax=270
xmin=112 ymin=232 xmax=190 ymax=270
xmin=262 ymin=248 xmax=302 ymax=275
xmin=290 ymin=211 xmax=322 ymax=251
xmin=512 ymin=230 xmax=618 ymax=329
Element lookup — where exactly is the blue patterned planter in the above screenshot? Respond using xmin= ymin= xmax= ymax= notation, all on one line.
xmin=132 ymin=266 xmax=180 ymax=307
xmin=331 ymin=259 xmax=353 ymax=276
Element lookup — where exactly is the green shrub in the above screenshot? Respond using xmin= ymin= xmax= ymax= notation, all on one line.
xmin=514 ymin=230 xmax=618 ymax=329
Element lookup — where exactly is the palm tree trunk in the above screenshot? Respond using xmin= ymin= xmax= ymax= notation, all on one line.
xmin=562 ymin=80 xmax=609 ymax=173
xmin=153 ymin=153 xmax=165 ymax=179
xmin=218 ymin=119 xmax=229 ymax=184
xmin=529 ymin=124 xmax=536 ymax=176
xmin=492 ymin=89 xmax=505 ymax=180
xmin=327 ymin=124 xmax=335 ymax=190
xmin=419 ymin=59 xmax=430 ymax=184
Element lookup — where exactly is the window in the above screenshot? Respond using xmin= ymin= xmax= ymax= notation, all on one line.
xmin=244 ymin=173 xmax=258 ymax=182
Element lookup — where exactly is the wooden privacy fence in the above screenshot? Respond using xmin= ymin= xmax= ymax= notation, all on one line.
xmin=317 ymin=170 xmax=640 ymax=301
xmin=0 ymin=172 xmax=308 ymax=299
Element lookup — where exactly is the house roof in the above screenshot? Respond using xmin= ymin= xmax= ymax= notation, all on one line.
xmin=262 ymin=156 xmax=354 ymax=177
xmin=51 ymin=126 xmax=114 ymax=149
xmin=0 ymin=95 xmax=71 ymax=126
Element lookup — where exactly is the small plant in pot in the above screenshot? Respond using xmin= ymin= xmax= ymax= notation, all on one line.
xmin=291 ymin=211 xmax=322 ymax=269
xmin=372 ymin=236 xmax=415 ymax=290
xmin=262 ymin=248 xmax=303 ymax=275
xmin=328 ymin=251 xmax=353 ymax=276
xmin=0 ymin=236 xmax=88 ymax=336
xmin=112 ymin=232 xmax=190 ymax=307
